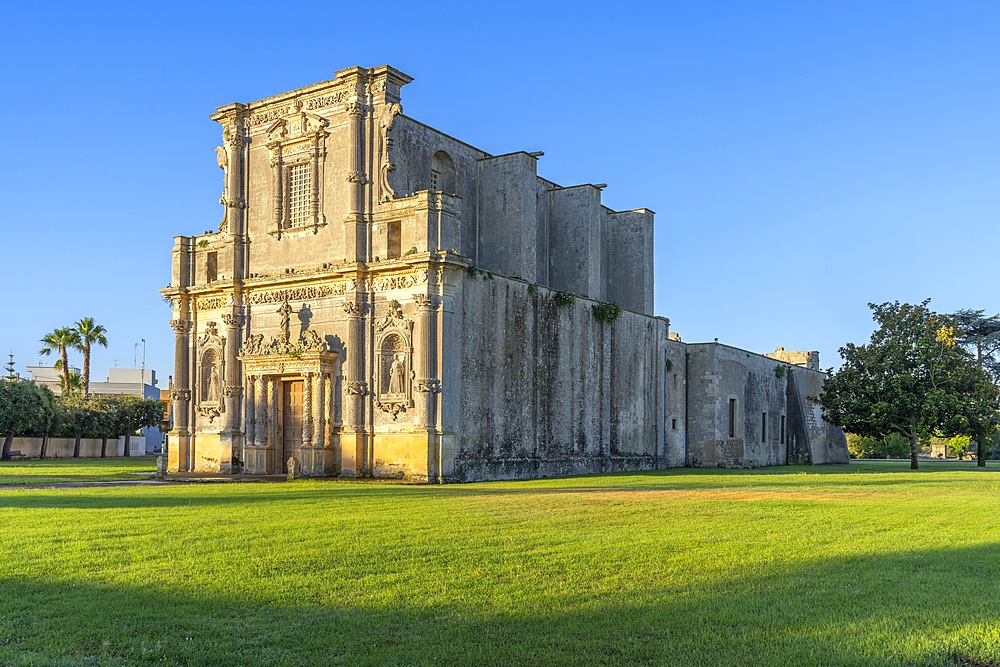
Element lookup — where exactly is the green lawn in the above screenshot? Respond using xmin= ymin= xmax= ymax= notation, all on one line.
xmin=1 ymin=461 xmax=999 ymax=666
xmin=0 ymin=457 xmax=155 ymax=485
xmin=0 ymin=456 xmax=156 ymax=488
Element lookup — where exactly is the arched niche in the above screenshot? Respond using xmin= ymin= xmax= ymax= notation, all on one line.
xmin=431 ymin=150 xmax=455 ymax=194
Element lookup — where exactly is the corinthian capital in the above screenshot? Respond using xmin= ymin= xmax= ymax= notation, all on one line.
xmin=170 ymin=319 xmax=192 ymax=334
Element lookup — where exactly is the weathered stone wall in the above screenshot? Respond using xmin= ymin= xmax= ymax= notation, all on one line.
xmin=665 ymin=339 xmax=687 ymax=466
xmin=451 ymin=275 xmax=670 ymax=481
xmin=684 ymin=343 xmax=849 ymax=468
xmin=7 ymin=437 xmax=146 ymax=459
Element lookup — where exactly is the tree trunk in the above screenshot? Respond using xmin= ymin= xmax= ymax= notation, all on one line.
xmin=123 ymin=432 xmax=131 ymax=457
xmin=978 ymin=434 xmax=987 ymax=467
xmin=40 ymin=433 xmax=48 ymax=459
xmin=1 ymin=433 xmax=12 ymax=461
xmin=61 ymin=348 xmax=70 ymax=395
xmin=100 ymin=436 xmax=108 ymax=458
xmin=910 ymin=432 xmax=919 ymax=470
xmin=83 ymin=342 xmax=91 ymax=396
xmin=73 ymin=431 xmax=81 ymax=458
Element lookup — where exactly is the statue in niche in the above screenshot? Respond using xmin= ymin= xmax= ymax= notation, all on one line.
xmin=207 ymin=364 xmax=221 ymax=402
xmin=201 ymin=348 xmax=222 ymax=404
xmin=388 ymin=354 xmax=406 ymax=394
xmin=380 ymin=333 xmax=408 ymax=397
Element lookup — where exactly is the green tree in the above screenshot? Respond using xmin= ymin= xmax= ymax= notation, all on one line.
xmin=948 ymin=435 xmax=972 ymax=459
xmin=948 ymin=309 xmax=1000 ymax=466
xmin=39 ymin=327 xmax=81 ymax=395
xmin=819 ymin=300 xmax=1000 ymax=470
xmin=74 ymin=317 xmax=108 ymax=396
xmin=0 ymin=381 xmax=56 ymax=460
xmin=117 ymin=397 xmax=165 ymax=457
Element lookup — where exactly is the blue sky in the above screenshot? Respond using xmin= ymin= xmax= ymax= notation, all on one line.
xmin=1 ymin=1 xmax=998 ymax=384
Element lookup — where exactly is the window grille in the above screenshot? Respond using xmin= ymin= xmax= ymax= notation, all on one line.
xmin=288 ymin=164 xmax=311 ymax=226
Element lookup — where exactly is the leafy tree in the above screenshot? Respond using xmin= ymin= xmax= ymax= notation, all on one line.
xmin=74 ymin=317 xmax=108 ymax=396
xmin=820 ymin=300 xmax=1000 ymax=469
xmin=948 ymin=309 xmax=1000 ymax=466
xmin=0 ymin=381 xmax=56 ymax=460
xmin=117 ymin=397 xmax=165 ymax=457
xmin=39 ymin=327 xmax=81 ymax=395
xmin=948 ymin=435 xmax=972 ymax=459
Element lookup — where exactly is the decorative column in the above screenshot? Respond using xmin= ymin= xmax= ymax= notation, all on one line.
xmin=342 ymin=300 xmax=366 ymax=477
xmin=414 ymin=294 xmax=442 ymax=482
xmin=220 ymin=312 xmax=243 ymax=473
xmin=169 ymin=318 xmax=192 ymax=473
xmin=245 ymin=374 xmax=256 ymax=471
xmin=253 ymin=375 xmax=268 ymax=474
xmin=313 ymin=371 xmax=327 ymax=476
xmin=344 ymin=100 xmax=366 ymax=261
xmin=270 ymin=377 xmax=279 ymax=474
xmin=300 ymin=372 xmax=314 ymax=473
xmin=413 ymin=294 xmax=440 ymax=430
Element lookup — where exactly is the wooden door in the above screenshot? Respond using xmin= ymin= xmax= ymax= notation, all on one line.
xmin=282 ymin=380 xmax=303 ymax=473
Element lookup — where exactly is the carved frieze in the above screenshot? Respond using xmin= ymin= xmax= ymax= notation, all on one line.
xmin=239 ymin=329 xmax=329 ymax=358
xmin=367 ymin=273 xmax=417 ymax=292
xmin=197 ymin=296 xmax=227 ymax=310
xmin=246 ymin=284 xmax=342 ymax=305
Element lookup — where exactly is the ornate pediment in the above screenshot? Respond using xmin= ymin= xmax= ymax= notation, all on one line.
xmin=239 ymin=329 xmax=330 ymax=358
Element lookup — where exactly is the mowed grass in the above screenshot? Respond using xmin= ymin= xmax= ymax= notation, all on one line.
xmin=2 ymin=462 xmax=1000 ymax=665
xmin=0 ymin=457 xmax=155 ymax=485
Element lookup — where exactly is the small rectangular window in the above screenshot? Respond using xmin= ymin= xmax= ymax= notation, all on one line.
xmin=728 ymin=398 xmax=737 ymax=438
xmin=672 ymin=418 xmax=677 ymax=430
xmin=430 ymin=169 xmax=440 ymax=191
xmin=387 ymin=221 xmax=401 ymax=260
xmin=288 ymin=164 xmax=310 ymax=226
xmin=780 ymin=415 xmax=786 ymax=445
xmin=206 ymin=252 xmax=218 ymax=283
xmin=762 ymin=412 xmax=767 ymax=442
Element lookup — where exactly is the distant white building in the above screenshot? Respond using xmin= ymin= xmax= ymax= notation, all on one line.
xmin=27 ymin=366 xmax=164 ymax=452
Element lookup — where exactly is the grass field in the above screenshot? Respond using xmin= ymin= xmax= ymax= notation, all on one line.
xmin=0 ymin=457 xmax=156 ymax=486
xmin=1 ymin=460 xmax=1000 ymax=666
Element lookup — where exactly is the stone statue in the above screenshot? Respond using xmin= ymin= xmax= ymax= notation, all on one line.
xmin=277 ymin=301 xmax=292 ymax=340
xmin=388 ymin=354 xmax=406 ymax=394
xmin=207 ymin=364 xmax=221 ymax=402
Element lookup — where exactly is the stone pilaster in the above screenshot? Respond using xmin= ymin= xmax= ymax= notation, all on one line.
xmin=344 ymin=98 xmax=366 ymax=261
xmin=313 ymin=372 xmax=327 ymax=476
xmin=169 ymin=318 xmax=192 ymax=473
xmin=413 ymin=294 xmax=440 ymax=430
xmin=342 ymin=300 xmax=366 ymax=477
xmin=244 ymin=374 xmax=257 ymax=471
xmin=300 ymin=372 xmax=315 ymax=473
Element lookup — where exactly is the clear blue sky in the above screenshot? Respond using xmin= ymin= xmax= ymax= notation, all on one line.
xmin=1 ymin=1 xmax=998 ymax=384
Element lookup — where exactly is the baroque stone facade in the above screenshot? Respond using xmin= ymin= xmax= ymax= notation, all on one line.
xmin=161 ymin=65 xmax=847 ymax=481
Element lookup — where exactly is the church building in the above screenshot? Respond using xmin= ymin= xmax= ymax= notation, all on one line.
xmin=161 ymin=65 xmax=848 ymax=481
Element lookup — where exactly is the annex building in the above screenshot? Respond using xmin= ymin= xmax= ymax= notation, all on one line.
xmin=161 ymin=65 xmax=848 ymax=481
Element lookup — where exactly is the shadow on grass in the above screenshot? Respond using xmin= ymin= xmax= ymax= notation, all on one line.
xmin=0 ymin=543 xmax=998 ymax=666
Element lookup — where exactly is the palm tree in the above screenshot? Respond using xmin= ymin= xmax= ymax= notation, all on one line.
xmin=39 ymin=327 xmax=81 ymax=394
xmin=74 ymin=317 xmax=108 ymax=396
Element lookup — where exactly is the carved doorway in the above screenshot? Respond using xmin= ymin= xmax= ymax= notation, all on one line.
xmin=281 ymin=380 xmax=303 ymax=473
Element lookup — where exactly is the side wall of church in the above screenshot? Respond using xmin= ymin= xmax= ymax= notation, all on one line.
xmin=684 ymin=343 xmax=849 ymax=468
xmin=448 ymin=274 xmax=671 ymax=482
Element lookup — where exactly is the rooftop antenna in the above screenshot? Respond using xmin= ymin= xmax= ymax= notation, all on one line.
xmin=140 ymin=338 xmax=146 ymax=390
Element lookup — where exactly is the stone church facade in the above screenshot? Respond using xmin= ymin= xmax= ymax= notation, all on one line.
xmin=161 ymin=65 xmax=848 ymax=481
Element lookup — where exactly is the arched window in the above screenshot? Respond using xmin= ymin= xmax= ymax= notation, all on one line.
xmin=430 ymin=151 xmax=455 ymax=194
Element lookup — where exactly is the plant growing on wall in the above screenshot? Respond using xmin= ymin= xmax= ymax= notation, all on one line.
xmin=774 ymin=365 xmax=787 ymax=379
xmin=553 ymin=291 xmax=576 ymax=307
xmin=592 ymin=301 xmax=621 ymax=323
